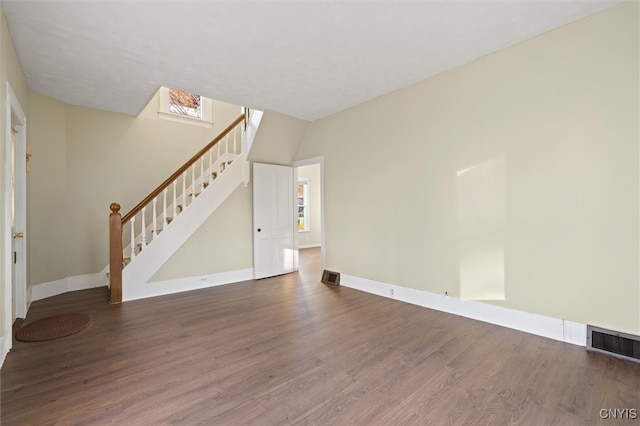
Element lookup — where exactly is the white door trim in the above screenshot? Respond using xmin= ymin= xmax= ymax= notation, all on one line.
xmin=292 ymin=156 xmax=325 ymax=272
xmin=5 ymin=82 xmax=27 ymax=329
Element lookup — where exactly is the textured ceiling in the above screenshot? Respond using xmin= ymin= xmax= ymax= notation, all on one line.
xmin=2 ymin=1 xmax=622 ymax=121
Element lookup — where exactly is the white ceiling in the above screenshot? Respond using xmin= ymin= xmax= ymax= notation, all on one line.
xmin=1 ymin=0 xmax=622 ymax=121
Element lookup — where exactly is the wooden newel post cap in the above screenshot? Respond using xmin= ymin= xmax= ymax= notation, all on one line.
xmin=110 ymin=203 xmax=121 ymax=213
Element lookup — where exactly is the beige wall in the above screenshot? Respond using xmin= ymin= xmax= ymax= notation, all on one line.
xmin=27 ymin=92 xmax=242 ymax=282
xmin=248 ymin=111 xmax=308 ymax=165
xmin=150 ymin=184 xmax=253 ymax=281
xmin=1 ymin=9 xmax=29 ymax=341
xmin=152 ymin=110 xmax=310 ymax=281
xmin=297 ymin=164 xmax=321 ymax=248
xmin=27 ymin=93 xmax=67 ymax=285
xmin=4 ymin=20 xmax=28 ymax=111
xmin=27 ymin=97 xmax=307 ymax=288
xmin=12 ymin=2 xmax=640 ymax=340
xmin=1 ymin=6 xmax=7 ymax=343
xmin=295 ymin=2 xmax=640 ymax=334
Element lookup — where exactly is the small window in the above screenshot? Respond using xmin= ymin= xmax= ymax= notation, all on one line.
xmin=169 ymin=88 xmax=202 ymax=119
xmin=297 ymin=178 xmax=309 ymax=232
xmin=158 ymin=86 xmax=213 ymax=127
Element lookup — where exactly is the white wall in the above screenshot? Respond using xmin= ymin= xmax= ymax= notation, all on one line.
xmin=295 ymin=2 xmax=640 ymax=334
xmin=297 ymin=163 xmax=321 ymax=248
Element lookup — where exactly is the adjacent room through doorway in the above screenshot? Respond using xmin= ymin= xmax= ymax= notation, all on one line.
xmin=296 ymin=163 xmax=322 ymax=250
xmin=295 ymin=160 xmax=323 ymax=277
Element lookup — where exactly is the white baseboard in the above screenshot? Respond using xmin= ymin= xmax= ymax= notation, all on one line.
xmin=31 ymin=272 xmax=109 ymax=302
xmin=299 ymin=243 xmax=321 ymax=249
xmin=124 ymin=268 xmax=254 ymax=301
xmin=26 ymin=285 xmax=33 ymax=311
xmin=1 ymin=328 xmax=11 ymax=367
xmin=341 ymin=274 xmax=587 ymax=346
xmin=563 ymin=320 xmax=587 ymax=346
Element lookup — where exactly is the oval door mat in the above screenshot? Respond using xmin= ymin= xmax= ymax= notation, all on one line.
xmin=16 ymin=313 xmax=90 ymax=342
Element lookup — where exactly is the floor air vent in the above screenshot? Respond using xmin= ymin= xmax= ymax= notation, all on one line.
xmin=321 ymin=270 xmax=340 ymax=286
xmin=587 ymin=325 xmax=640 ymax=363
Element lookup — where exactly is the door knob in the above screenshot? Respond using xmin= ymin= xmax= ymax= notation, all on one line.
xmin=12 ymin=232 xmax=24 ymax=239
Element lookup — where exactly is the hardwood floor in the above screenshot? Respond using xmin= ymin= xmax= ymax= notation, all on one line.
xmin=2 ymin=247 xmax=639 ymax=425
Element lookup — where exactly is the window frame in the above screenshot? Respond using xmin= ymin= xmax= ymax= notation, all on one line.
xmin=158 ymin=86 xmax=213 ymax=128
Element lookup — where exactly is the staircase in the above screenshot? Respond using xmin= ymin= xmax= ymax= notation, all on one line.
xmin=108 ymin=110 xmax=260 ymax=302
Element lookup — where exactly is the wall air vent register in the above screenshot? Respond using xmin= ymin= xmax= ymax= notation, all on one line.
xmin=321 ymin=270 xmax=340 ymax=286
xmin=587 ymin=325 xmax=640 ymax=364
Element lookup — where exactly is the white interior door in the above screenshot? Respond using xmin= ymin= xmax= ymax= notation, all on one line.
xmin=253 ymin=163 xmax=294 ymax=279
xmin=10 ymin=124 xmax=26 ymax=321
xmin=11 ymin=125 xmax=17 ymax=320
xmin=6 ymin=84 xmax=27 ymax=323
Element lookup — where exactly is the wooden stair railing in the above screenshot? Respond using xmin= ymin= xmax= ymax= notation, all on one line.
xmin=109 ymin=113 xmax=247 ymax=303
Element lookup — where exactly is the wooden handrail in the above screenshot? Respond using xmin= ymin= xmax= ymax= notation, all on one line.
xmin=121 ymin=114 xmax=245 ymax=224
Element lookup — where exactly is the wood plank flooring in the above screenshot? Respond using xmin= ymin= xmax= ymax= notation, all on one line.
xmin=2 ymin=248 xmax=639 ymax=425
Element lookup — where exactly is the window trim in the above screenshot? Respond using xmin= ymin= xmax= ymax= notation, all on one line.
xmin=158 ymin=86 xmax=213 ymax=128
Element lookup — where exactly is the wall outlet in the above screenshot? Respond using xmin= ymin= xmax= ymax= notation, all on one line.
xmin=390 ymin=288 xmax=394 ymax=296
xmin=200 ymin=276 xmax=208 ymax=282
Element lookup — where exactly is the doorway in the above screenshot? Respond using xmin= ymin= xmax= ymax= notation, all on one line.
xmin=294 ymin=156 xmax=324 ymax=274
xmin=251 ymin=158 xmax=325 ymax=280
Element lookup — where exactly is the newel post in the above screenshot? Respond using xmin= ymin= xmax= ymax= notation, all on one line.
xmin=109 ymin=203 xmax=123 ymax=303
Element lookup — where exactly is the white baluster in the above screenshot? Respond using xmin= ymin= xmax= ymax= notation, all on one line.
xmin=217 ymin=142 xmax=221 ymax=174
xmin=182 ymin=171 xmax=187 ymax=208
xmin=130 ymin=217 xmax=136 ymax=259
xmin=163 ymin=188 xmax=168 ymax=228
xmin=225 ymin=135 xmax=229 ymax=163
xmin=200 ymin=156 xmax=204 ymax=188
xmin=141 ymin=207 xmax=147 ymax=249
xmin=191 ymin=163 xmax=195 ymax=198
xmin=233 ymin=128 xmax=237 ymax=157
xmin=209 ymin=148 xmax=213 ymax=184
xmin=241 ymin=121 xmax=249 ymax=186
xmin=172 ymin=180 xmax=177 ymax=221
xmin=152 ymin=197 xmax=158 ymax=239
xmin=241 ymin=120 xmax=247 ymax=154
